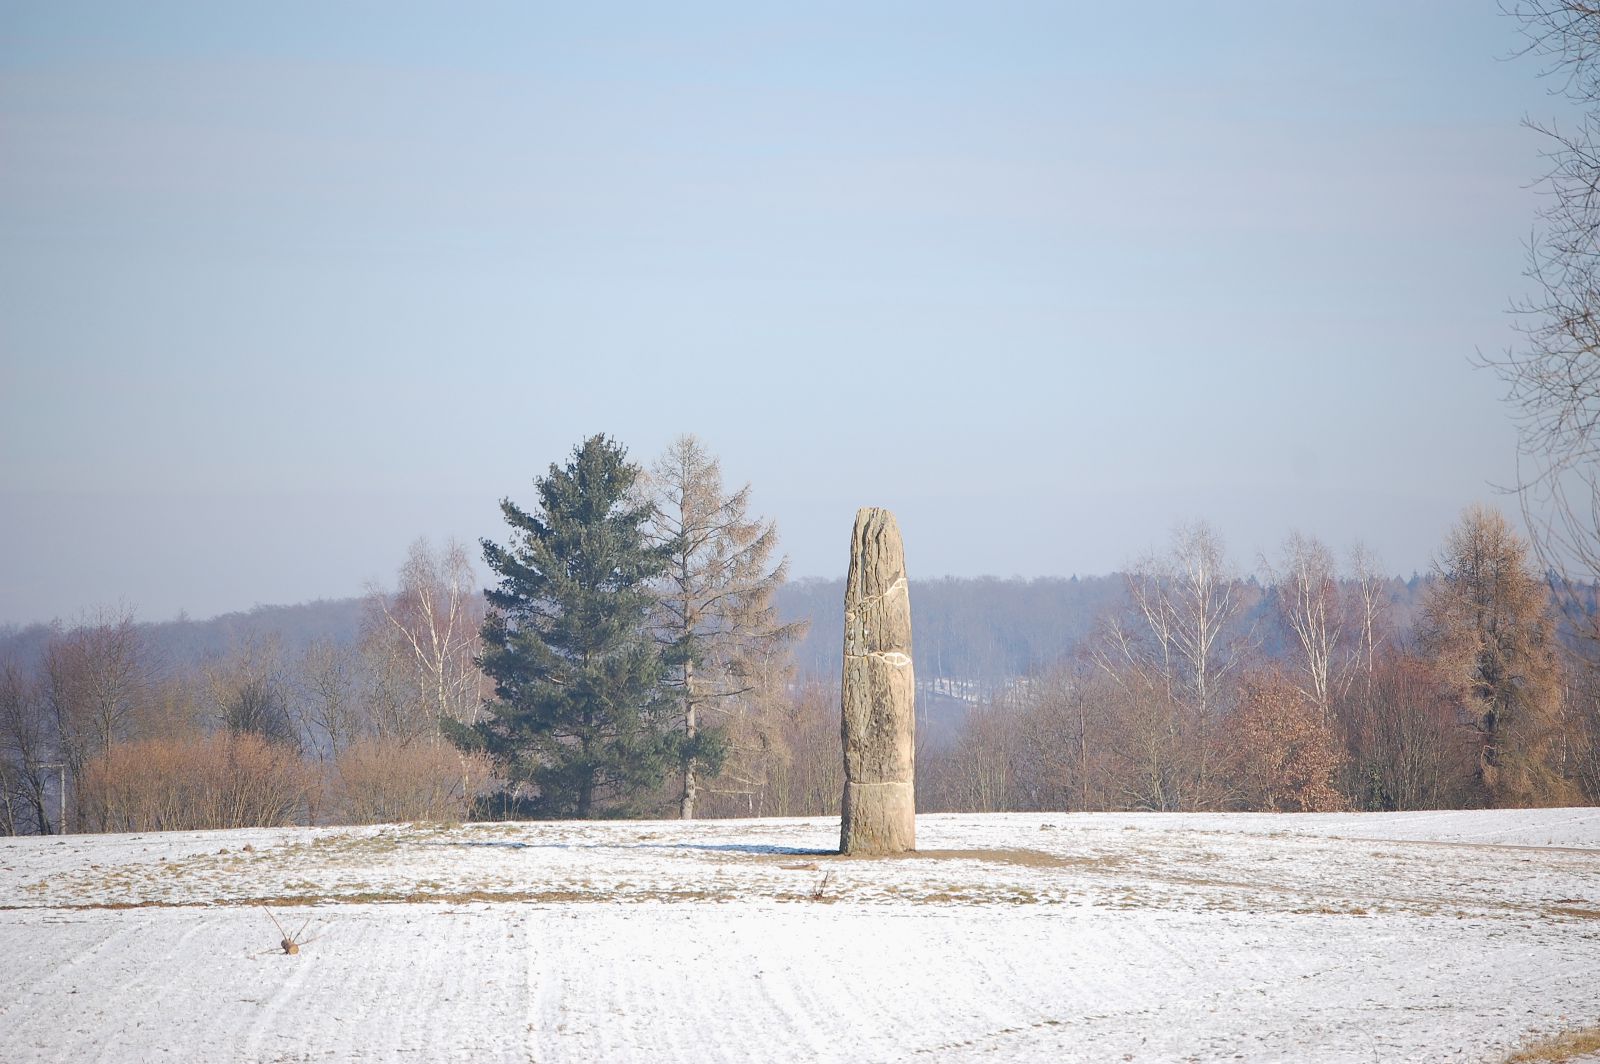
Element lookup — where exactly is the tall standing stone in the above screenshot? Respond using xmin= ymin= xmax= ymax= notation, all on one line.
xmin=839 ymin=507 xmax=916 ymax=854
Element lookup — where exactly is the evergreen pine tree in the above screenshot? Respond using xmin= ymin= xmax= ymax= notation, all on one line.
xmin=454 ymin=434 xmax=675 ymax=818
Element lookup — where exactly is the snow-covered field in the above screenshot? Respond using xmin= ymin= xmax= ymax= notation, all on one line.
xmin=3 ymin=808 xmax=1598 ymax=1063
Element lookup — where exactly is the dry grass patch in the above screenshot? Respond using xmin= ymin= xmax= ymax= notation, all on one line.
xmin=1505 ymin=1025 xmax=1600 ymax=1062
xmin=910 ymin=848 xmax=1122 ymax=870
xmin=762 ymin=847 xmax=1124 ymax=870
xmin=1547 ymin=906 xmax=1600 ymax=921
xmin=16 ymin=886 xmax=730 ymax=911
xmin=1291 ymin=904 xmax=1370 ymax=917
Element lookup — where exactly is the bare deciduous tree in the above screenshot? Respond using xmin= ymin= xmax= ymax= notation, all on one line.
xmin=1479 ymin=5 xmax=1600 ymax=675
xmin=1267 ymin=532 xmax=1344 ymax=722
xmin=295 ymin=639 xmax=362 ymax=760
xmin=43 ymin=608 xmax=151 ymax=831
xmin=355 ymin=626 xmax=434 ymax=745
xmin=1337 ymin=650 xmax=1480 ymax=811
xmin=645 ymin=435 xmax=803 ymax=819
xmin=1347 ymin=542 xmax=1390 ymax=692
xmin=919 ymin=698 xmax=1025 ymax=813
xmin=1008 ymin=665 xmax=1103 ymax=812
xmin=770 ymin=682 xmax=843 ymax=817
xmin=368 ymin=538 xmax=484 ymax=731
xmin=1559 ymin=644 xmax=1600 ymax=798
xmin=205 ymin=637 xmax=297 ymax=749
xmin=0 ymin=662 xmax=57 ymax=834
xmin=1096 ymin=522 xmax=1246 ymax=807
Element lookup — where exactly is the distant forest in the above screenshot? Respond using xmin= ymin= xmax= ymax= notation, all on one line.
xmin=0 ymin=571 xmax=1432 ymax=692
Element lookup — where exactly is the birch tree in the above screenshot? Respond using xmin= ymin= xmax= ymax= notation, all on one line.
xmin=1267 ymin=532 xmax=1344 ymax=722
xmin=368 ymin=538 xmax=484 ymax=733
xmin=1347 ymin=542 xmax=1390 ymax=693
xmin=1094 ymin=521 xmax=1246 ymax=808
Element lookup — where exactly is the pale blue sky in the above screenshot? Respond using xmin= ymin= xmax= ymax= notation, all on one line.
xmin=0 ymin=2 xmax=1571 ymax=623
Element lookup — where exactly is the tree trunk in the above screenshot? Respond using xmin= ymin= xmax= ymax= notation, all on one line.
xmin=579 ymin=691 xmax=593 ymax=818
xmin=681 ymin=660 xmax=697 ymax=820
xmin=1078 ymin=693 xmax=1089 ymax=812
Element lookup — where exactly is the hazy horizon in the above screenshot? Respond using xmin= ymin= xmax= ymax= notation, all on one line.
xmin=1 ymin=3 xmax=1566 ymax=625
xmin=0 ymin=548 xmax=1446 ymax=634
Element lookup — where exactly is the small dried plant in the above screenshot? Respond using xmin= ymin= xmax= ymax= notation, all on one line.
xmin=258 ymin=906 xmax=322 ymax=956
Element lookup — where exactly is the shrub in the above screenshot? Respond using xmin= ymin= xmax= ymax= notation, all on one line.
xmin=79 ymin=732 xmax=315 ymax=832
xmin=1225 ymin=670 xmax=1345 ymax=812
xmin=331 ymin=737 xmax=491 ymax=824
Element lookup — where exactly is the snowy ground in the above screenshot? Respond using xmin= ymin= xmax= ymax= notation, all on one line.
xmin=2 ymin=808 xmax=1598 ymax=1063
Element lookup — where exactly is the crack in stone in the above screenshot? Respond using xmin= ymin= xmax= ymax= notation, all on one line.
xmin=843 ymin=650 xmax=913 ymax=667
xmin=848 ymin=574 xmax=908 ymax=612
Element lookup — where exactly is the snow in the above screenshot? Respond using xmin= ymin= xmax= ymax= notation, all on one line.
xmin=2 ymin=809 xmax=1598 ymax=1062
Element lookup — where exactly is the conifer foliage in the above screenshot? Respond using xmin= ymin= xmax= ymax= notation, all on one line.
xmin=455 ymin=434 xmax=675 ymax=818
xmin=1419 ymin=505 xmax=1573 ymax=806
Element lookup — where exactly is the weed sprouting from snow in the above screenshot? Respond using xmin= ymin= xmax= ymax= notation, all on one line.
xmin=259 ymin=905 xmax=323 ymax=956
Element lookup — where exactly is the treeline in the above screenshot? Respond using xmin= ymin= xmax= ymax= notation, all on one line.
xmin=4 ymin=432 xmax=1598 ymax=834
xmin=783 ymin=572 xmax=1429 ymax=693
xmin=918 ymin=511 xmax=1600 ymax=813
xmin=0 ymin=539 xmax=495 ymax=835
xmin=0 ymin=574 xmax=1434 ymax=698
xmin=0 ymin=434 xmax=830 ymax=833
xmin=0 ymin=599 xmax=367 ymax=676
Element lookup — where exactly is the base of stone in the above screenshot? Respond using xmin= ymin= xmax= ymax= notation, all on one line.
xmin=839 ymin=779 xmax=917 ymax=854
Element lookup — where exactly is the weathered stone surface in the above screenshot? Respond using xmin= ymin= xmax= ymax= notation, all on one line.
xmin=839 ymin=507 xmax=916 ymax=854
